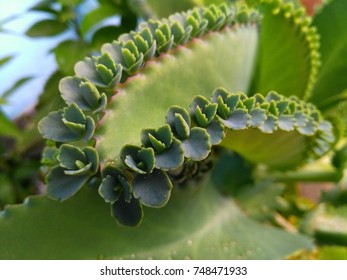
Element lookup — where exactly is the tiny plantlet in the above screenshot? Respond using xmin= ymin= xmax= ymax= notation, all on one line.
xmin=1 ymin=0 xmax=347 ymax=260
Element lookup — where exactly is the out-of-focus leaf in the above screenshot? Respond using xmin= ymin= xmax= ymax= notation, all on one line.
xmin=212 ymin=150 xmax=254 ymax=194
xmin=58 ymin=0 xmax=83 ymax=5
xmin=0 ymin=177 xmax=313 ymax=259
xmin=54 ymin=40 xmax=90 ymax=75
xmin=26 ymin=19 xmax=68 ymax=37
xmin=0 ymin=55 xmax=14 ymax=68
xmin=29 ymin=0 xmax=58 ymax=15
xmin=1 ymin=77 xmax=33 ymax=99
xmin=318 ymin=246 xmax=347 ymax=260
xmin=80 ymin=4 xmax=120 ymax=36
xmin=144 ymin=0 xmax=197 ymax=18
xmin=0 ymin=175 xmax=15 ymax=209
xmin=302 ymin=204 xmax=347 ymax=246
xmin=91 ymin=26 xmax=126 ymax=50
xmin=0 ymin=111 xmax=20 ymax=138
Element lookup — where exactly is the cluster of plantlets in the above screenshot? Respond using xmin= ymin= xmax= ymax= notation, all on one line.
xmin=38 ymin=3 xmax=266 ymax=225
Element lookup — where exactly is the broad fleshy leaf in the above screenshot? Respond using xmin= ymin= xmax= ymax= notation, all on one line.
xmin=310 ymin=0 xmax=347 ymax=108
xmin=0 ymin=177 xmax=313 ymax=259
xmin=181 ymin=127 xmax=211 ymax=161
xmin=251 ymin=0 xmax=320 ymax=99
xmin=111 ymin=195 xmax=143 ymax=227
xmin=133 ymin=169 xmax=172 ymax=207
xmin=46 ymin=166 xmax=90 ymax=201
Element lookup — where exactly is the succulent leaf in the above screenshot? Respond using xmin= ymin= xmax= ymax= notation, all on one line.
xmin=121 ymin=145 xmax=155 ymax=174
xmin=181 ymin=127 xmax=211 ymax=161
xmin=74 ymin=53 xmax=122 ymax=89
xmin=111 ymin=194 xmax=143 ymax=227
xmin=46 ymin=166 xmax=91 ymax=201
xmin=36 ymin=2 xmax=336 ymax=229
xmin=251 ymin=0 xmax=320 ymax=99
xmin=154 ymin=139 xmax=185 ymax=171
xmin=59 ymin=76 xmax=107 ymax=113
xmin=99 ymin=166 xmax=132 ymax=204
xmin=133 ymin=169 xmax=172 ymax=208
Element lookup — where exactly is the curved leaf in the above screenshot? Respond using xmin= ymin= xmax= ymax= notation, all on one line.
xmin=55 ymin=40 xmax=90 ymax=75
xmin=26 ymin=19 xmax=67 ymax=37
xmin=133 ymin=169 xmax=172 ymax=207
xmin=154 ymin=139 xmax=185 ymax=171
xmin=98 ymin=26 xmax=258 ymax=160
xmin=46 ymin=166 xmax=90 ymax=201
xmin=112 ymin=195 xmax=143 ymax=227
xmin=181 ymin=127 xmax=211 ymax=161
xmin=0 ymin=177 xmax=312 ymax=259
xmin=251 ymin=1 xmax=319 ymax=99
xmin=80 ymin=4 xmax=119 ymax=36
xmin=309 ymin=0 xmax=347 ymax=108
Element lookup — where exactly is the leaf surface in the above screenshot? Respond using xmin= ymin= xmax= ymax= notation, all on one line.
xmin=26 ymin=19 xmax=67 ymax=37
xmin=0 ymin=177 xmax=312 ymax=259
xmin=98 ymin=26 xmax=258 ymax=161
xmin=251 ymin=2 xmax=315 ymax=99
xmin=309 ymin=0 xmax=347 ymax=108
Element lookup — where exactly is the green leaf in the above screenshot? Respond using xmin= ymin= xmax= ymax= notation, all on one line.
xmin=154 ymin=139 xmax=184 ymax=171
xmin=58 ymin=0 xmax=82 ymax=5
xmin=99 ymin=175 xmax=121 ymax=204
xmin=38 ymin=111 xmax=78 ymax=142
xmin=318 ymin=246 xmax=347 ymax=260
xmin=0 ymin=55 xmax=14 ymax=68
xmin=0 ymin=111 xmax=20 ymax=138
xmin=206 ymin=120 xmax=225 ymax=145
xmin=144 ymin=0 xmax=197 ymax=18
xmin=55 ymin=40 xmax=90 ymax=75
xmin=133 ymin=169 xmax=172 ymax=207
xmin=91 ymin=26 xmax=126 ymax=51
xmin=112 ymin=195 xmax=143 ymax=227
xmin=258 ymin=114 xmax=277 ymax=133
xmin=309 ymin=0 xmax=347 ymax=107
xmin=98 ymin=26 xmax=258 ymax=160
xmin=219 ymin=108 xmax=250 ymax=130
xmin=58 ymin=144 xmax=86 ymax=170
xmin=59 ymin=76 xmax=106 ymax=112
xmin=29 ymin=0 xmax=58 ymax=14
xmin=0 ymin=177 xmax=313 ymax=259
xmin=249 ymin=108 xmax=266 ymax=127
xmin=99 ymin=165 xmax=132 ymax=204
xmin=121 ymin=145 xmax=155 ymax=174
xmin=142 ymin=125 xmax=172 ymax=150
xmin=278 ymin=115 xmax=295 ymax=131
xmin=221 ymin=129 xmax=307 ymax=170
xmin=1 ymin=77 xmax=33 ymax=99
xmin=38 ymin=104 xmax=95 ymax=142
xmin=80 ymin=4 xmax=120 ymax=36
xmin=181 ymin=127 xmax=211 ymax=161
xmin=212 ymin=150 xmax=254 ymax=193
xmin=251 ymin=2 xmax=317 ymax=99
xmin=26 ymin=19 xmax=67 ymax=37
xmin=46 ymin=166 xmax=90 ymax=201
xmin=332 ymin=143 xmax=347 ymax=170
xmin=302 ymin=204 xmax=347 ymax=246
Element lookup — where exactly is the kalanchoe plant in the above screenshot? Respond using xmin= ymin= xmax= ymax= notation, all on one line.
xmin=1 ymin=0 xmax=347 ymax=260
xmin=46 ymin=144 xmax=99 ymax=201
